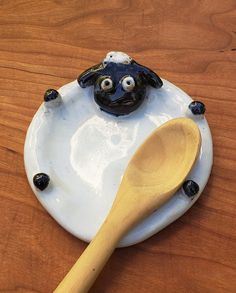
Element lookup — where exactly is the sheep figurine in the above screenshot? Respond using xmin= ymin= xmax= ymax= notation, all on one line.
xmin=77 ymin=51 xmax=163 ymax=116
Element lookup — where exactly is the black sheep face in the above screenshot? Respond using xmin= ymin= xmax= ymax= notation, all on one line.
xmin=77 ymin=52 xmax=163 ymax=116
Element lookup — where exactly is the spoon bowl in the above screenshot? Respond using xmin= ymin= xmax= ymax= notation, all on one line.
xmin=54 ymin=117 xmax=201 ymax=293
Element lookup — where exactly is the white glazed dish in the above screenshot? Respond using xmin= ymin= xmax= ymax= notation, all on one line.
xmin=24 ymin=78 xmax=213 ymax=247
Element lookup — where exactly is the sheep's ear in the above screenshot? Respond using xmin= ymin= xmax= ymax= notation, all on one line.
xmin=143 ymin=68 xmax=163 ymax=88
xmin=133 ymin=61 xmax=163 ymax=89
xmin=77 ymin=63 xmax=103 ymax=88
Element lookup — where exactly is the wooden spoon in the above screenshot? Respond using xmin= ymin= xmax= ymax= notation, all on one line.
xmin=54 ymin=117 xmax=201 ymax=293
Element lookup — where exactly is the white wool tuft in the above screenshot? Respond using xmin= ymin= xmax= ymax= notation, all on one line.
xmin=103 ymin=51 xmax=132 ymax=65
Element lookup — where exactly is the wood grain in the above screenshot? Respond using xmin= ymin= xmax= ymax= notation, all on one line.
xmin=0 ymin=0 xmax=235 ymax=292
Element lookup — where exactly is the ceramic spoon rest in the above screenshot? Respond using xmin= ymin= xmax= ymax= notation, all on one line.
xmin=24 ymin=51 xmax=213 ymax=247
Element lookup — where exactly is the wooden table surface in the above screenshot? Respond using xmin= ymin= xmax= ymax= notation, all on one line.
xmin=1 ymin=1 xmax=236 ymax=292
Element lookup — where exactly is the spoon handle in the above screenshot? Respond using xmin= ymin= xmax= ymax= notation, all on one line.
xmin=54 ymin=191 xmax=171 ymax=292
xmin=54 ymin=218 xmax=122 ymax=293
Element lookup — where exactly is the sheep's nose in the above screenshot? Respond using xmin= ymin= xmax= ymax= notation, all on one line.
xmin=110 ymin=86 xmax=124 ymax=102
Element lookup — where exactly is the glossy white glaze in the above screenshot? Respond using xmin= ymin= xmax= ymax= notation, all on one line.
xmin=24 ymin=79 xmax=213 ymax=247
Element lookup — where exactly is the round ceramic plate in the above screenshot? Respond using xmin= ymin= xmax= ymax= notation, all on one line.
xmin=24 ymin=79 xmax=213 ymax=247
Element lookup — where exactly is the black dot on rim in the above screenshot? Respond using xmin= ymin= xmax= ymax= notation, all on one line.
xmin=110 ymin=55 xmax=113 ymax=58
xmin=44 ymin=89 xmax=58 ymax=102
xmin=126 ymin=81 xmax=131 ymax=85
xmin=33 ymin=173 xmax=50 ymax=191
xmin=183 ymin=180 xmax=199 ymax=198
xmin=104 ymin=80 xmax=110 ymax=86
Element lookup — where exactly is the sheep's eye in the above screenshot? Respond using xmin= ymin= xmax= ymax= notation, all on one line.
xmin=122 ymin=76 xmax=135 ymax=92
xmin=100 ymin=78 xmax=113 ymax=91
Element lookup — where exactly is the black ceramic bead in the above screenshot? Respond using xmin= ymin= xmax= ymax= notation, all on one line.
xmin=33 ymin=173 xmax=50 ymax=191
xmin=182 ymin=180 xmax=199 ymax=198
xmin=189 ymin=101 xmax=206 ymax=115
xmin=44 ymin=89 xmax=59 ymax=102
